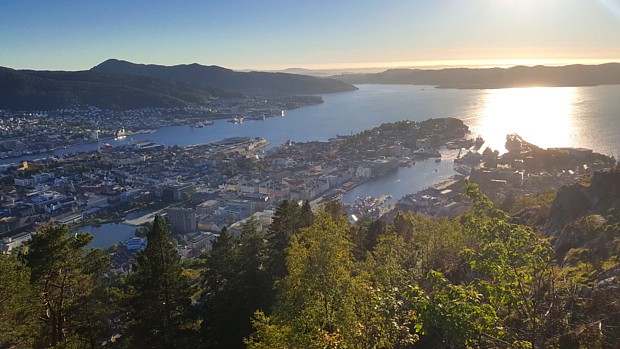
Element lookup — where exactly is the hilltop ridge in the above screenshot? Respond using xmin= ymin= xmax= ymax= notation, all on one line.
xmin=334 ymin=62 xmax=620 ymax=88
xmin=0 ymin=66 xmax=236 ymax=110
xmin=91 ymin=59 xmax=358 ymax=95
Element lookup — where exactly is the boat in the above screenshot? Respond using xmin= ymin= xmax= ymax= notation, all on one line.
xmin=228 ymin=116 xmax=244 ymax=124
xmin=116 ymin=128 xmax=126 ymax=139
xmin=435 ymin=158 xmax=441 ymax=163
xmin=192 ymin=123 xmax=204 ymax=128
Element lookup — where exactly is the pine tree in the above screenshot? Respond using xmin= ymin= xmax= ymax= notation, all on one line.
xmin=352 ymin=219 xmax=387 ymax=260
xmin=0 ymin=254 xmax=40 ymax=348
xmin=129 ymin=215 xmax=193 ymax=349
xmin=266 ymin=200 xmax=301 ymax=280
xmin=24 ymin=225 xmax=109 ymax=348
xmin=299 ymin=200 xmax=314 ymax=228
xmin=202 ymin=218 xmax=271 ymax=349
xmin=202 ymin=227 xmax=238 ymax=348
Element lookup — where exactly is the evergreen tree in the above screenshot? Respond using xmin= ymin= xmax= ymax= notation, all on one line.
xmin=202 ymin=218 xmax=271 ymax=349
xmin=0 ymin=254 xmax=40 ymax=348
xmin=24 ymin=225 xmax=109 ymax=348
xmin=299 ymin=200 xmax=314 ymax=228
xmin=201 ymin=227 xmax=239 ymax=348
xmin=266 ymin=200 xmax=301 ymax=280
xmin=352 ymin=219 xmax=388 ymax=260
xmin=128 ymin=215 xmax=193 ymax=349
xmin=323 ymin=200 xmax=344 ymax=221
xmin=72 ymin=248 xmax=117 ymax=349
xmin=211 ymin=226 xmax=234 ymax=251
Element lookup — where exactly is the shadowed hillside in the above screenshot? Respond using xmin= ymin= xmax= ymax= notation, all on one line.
xmin=0 ymin=67 xmax=238 ymax=110
xmin=335 ymin=63 xmax=620 ymax=89
xmin=91 ymin=59 xmax=358 ymax=95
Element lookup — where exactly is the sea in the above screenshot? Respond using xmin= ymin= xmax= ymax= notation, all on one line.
xmin=27 ymin=84 xmax=620 ymax=246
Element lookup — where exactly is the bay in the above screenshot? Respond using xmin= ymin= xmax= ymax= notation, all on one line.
xmin=49 ymin=84 xmax=620 ymax=246
xmin=10 ymin=84 xmax=619 ymax=163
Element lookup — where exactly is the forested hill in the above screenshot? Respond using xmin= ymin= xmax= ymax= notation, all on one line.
xmin=334 ymin=62 xmax=620 ymax=88
xmin=1 ymin=173 xmax=619 ymax=348
xmin=0 ymin=67 xmax=239 ymax=110
xmin=91 ymin=59 xmax=358 ymax=95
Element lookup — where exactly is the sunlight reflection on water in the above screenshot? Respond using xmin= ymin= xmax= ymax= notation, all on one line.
xmin=475 ymin=87 xmax=576 ymax=153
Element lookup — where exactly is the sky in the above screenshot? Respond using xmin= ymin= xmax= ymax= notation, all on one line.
xmin=1 ymin=0 xmax=620 ymax=71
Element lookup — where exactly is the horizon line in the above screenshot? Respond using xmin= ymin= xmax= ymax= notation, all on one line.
xmin=3 ymin=58 xmax=620 ymax=73
xmin=238 ymin=58 xmax=620 ymax=72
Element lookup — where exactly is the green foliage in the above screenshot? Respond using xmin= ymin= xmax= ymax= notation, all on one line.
xmin=462 ymin=184 xmax=557 ymax=347
xmin=406 ymin=271 xmax=507 ymax=349
xmin=391 ymin=211 xmax=464 ymax=275
xmin=266 ymin=200 xmax=301 ymax=280
xmin=201 ymin=219 xmax=272 ymax=349
xmin=323 ymin=200 xmax=344 ymax=221
xmin=23 ymin=225 xmax=112 ymax=348
xmin=510 ymin=189 xmax=556 ymax=214
xmin=248 ymin=210 xmax=361 ymax=348
xmin=1 ymin=178 xmax=619 ymax=348
xmin=0 ymin=254 xmax=40 ymax=348
xmin=248 ymin=209 xmax=418 ymax=349
xmin=182 ymin=191 xmax=192 ymax=203
xmin=128 ymin=215 xmax=195 ymax=349
xmin=201 ymin=227 xmax=239 ymax=347
xmin=352 ymin=219 xmax=387 ymax=260
xmin=359 ymin=233 xmax=420 ymax=348
xmin=244 ymin=311 xmax=291 ymax=349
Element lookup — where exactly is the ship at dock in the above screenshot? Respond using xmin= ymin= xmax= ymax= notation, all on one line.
xmin=473 ymin=136 xmax=485 ymax=150
xmin=229 ymin=116 xmax=244 ymax=124
xmin=192 ymin=119 xmax=214 ymax=128
xmin=116 ymin=128 xmax=126 ymax=139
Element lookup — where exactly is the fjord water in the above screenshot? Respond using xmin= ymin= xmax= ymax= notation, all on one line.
xmin=54 ymin=84 xmax=619 ymax=246
xmin=11 ymin=84 xmax=620 ymax=162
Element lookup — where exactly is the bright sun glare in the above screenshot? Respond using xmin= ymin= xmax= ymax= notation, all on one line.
xmin=477 ymin=87 xmax=576 ymax=153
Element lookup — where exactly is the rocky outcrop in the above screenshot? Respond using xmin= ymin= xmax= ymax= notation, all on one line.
xmin=549 ymin=168 xmax=620 ymax=224
xmin=547 ymin=168 xmax=620 ymax=265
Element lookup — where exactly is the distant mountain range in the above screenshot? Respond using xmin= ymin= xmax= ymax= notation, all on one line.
xmin=4 ymin=61 xmax=619 ymax=111
xmin=91 ymin=59 xmax=358 ymax=95
xmin=333 ymin=63 xmax=620 ymax=89
xmin=0 ymin=60 xmax=357 ymax=110
xmin=265 ymin=67 xmax=386 ymax=77
xmin=0 ymin=67 xmax=240 ymax=110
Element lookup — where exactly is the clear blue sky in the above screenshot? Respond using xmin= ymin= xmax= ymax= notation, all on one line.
xmin=1 ymin=0 xmax=619 ymax=70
